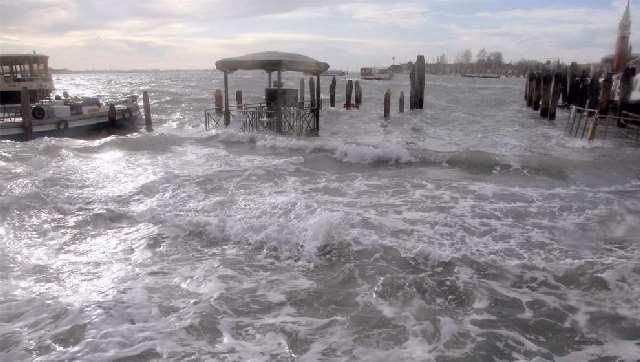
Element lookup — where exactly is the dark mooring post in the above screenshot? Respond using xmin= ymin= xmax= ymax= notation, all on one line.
xmin=587 ymin=74 xmax=601 ymax=111
xmin=409 ymin=65 xmax=416 ymax=110
xmin=143 ymin=91 xmax=153 ymax=132
xmin=223 ymin=71 xmax=230 ymax=126
xmin=533 ymin=72 xmax=542 ymax=111
xmin=214 ymin=89 xmax=223 ymax=116
xmin=549 ymin=72 xmax=562 ymax=121
xmin=416 ymin=55 xmax=426 ymax=109
xmin=599 ymin=73 xmax=613 ymax=115
xmin=308 ymin=77 xmax=315 ymax=110
xmin=299 ymin=78 xmax=305 ymax=107
xmin=619 ymin=67 xmax=636 ymax=116
xmin=577 ymin=71 xmax=589 ymax=109
xmin=316 ymin=74 xmax=321 ymax=111
xmin=268 ymin=72 xmax=272 ymax=88
xmin=524 ymin=71 xmax=529 ymax=102
xmin=539 ymin=71 xmax=552 ymax=118
xmin=316 ymin=74 xmax=321 ymax=132
xmin=384 ymin=89 xmax=391 ymax=120
xmin=236 ymin=90 xmax=243 ymax=109
xmin=329 ymin=76 xmax=336 ymax=108
xmin=21 ymin=87 xmax=32 ymax=141
xmin=526 ymin=72 xmax=535 ymax=108
xmin=345 ymin=79 xmax=354 ymax=109
xmin=354 ymin=80 xmax=362 ymax=108
xmin=399 ymin=91 xmax=405 ymax=113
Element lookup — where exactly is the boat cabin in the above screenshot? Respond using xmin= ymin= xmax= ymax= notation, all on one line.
xmin=0 ymin=54 xmax=54 ymax=105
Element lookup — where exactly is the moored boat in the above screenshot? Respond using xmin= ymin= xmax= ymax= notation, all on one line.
xmin=1 ymin=53 xmax=141 ymax=141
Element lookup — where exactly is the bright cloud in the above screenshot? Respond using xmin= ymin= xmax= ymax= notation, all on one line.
xmin=0 ymin=0 xmax=636 ymax=70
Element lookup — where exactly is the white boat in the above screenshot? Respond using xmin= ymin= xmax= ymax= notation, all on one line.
xmin=1 ymin=53 xmax=141 ymax=140
xmin=360 ymin=67 xmax=393 ymax=80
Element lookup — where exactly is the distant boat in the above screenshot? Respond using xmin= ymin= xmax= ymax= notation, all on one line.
xmin=360 ymin=67 xmax=393 ymax=81
xmin=462 ymin=74 xmax=501 ymax=79
xmin=322 ymin=70 xmax=347 ymax=77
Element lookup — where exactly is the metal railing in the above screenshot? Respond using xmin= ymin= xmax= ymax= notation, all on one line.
xmin=565 ymin=106 xmax=640 ymax=144
xmin=204 ymin=103 xmax=318 ymax=136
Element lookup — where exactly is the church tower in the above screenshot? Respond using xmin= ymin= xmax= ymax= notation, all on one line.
xmin=613 ymin=0 xmax=632 ymax=73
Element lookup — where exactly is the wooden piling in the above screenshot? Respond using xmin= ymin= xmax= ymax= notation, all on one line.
xmin=345 ymin=80 xmax=353 ymax=109
xmin=20 ymin=87 xmax=32 ymax=141
xmin=329 ymin=76 xmax=336 ymax=108
xmin=415 ymin=55 xmax=426 ymax=109
xmin=548 ymin=72 xmax=562 ymax=121
xmin=143 ymin=91 xmax=153 ymax=132
xmin=384 ymin=89 xmax=391 ymax=120
xmin=533 ymin=72 xmax=542 ymax=111
xmin=299 ymin=78 xmax=305 ymax=107
xmin=399 ymin=91 xmax=405 ymax=113
xmin=599 ymin=73 xmax=613 ymax=115
xmin=526 ymin=72 xmax=535 ymax=108
xmin=354 ymin=80 xmax=362 ymax=108
xmin=539 ymin=71 xmax=552 ymax=118
xmin=619 ymin=66 xmax=636 ymax=116
xmin=236 ymin=90 xmax=243 ymax=109
xmin=309 ymin=77 xmax=316 ymax=109
xmin=524 ymin=71 xmax=529 ymax=102
xmin=577 ymin=72 xmax=589 ymax=109
xmin=410 ymin=64 xmax=416 ymax=110
xmin=214 ymin=89 xmax=223 ymax=116
xmin=587 ymin=74 xmax=601 ymax=111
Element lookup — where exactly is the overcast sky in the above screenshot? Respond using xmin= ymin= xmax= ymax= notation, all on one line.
xmin=0 ymin=0 xmax=637 ymax=70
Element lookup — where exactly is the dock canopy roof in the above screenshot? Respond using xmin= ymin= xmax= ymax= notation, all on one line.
xmin=216 ymin=51 xmax=330 ymax=75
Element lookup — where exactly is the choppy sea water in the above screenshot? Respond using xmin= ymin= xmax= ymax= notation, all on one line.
xmin=1 ymin=71 xmax=640 ymax=361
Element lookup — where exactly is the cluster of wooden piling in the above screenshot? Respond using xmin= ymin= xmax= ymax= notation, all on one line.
xmin=382 ymin=55 xmax=426 ymax=120
xmin=526 ymin=62 xmax=638 ymax=121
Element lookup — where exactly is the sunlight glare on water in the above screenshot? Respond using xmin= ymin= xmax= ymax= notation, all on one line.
xmin=1 ymin=71 xmax=640 ymax=361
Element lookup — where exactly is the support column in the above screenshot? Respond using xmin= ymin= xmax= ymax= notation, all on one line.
xmin=316 ymin=74 xmax=321 ymax=133
xmin=277 ymin=71 xmax=282 ymax=88
xmin=268 ymin=72 xmax=272 ymax=88
xmin=223 ymin=71 xmax=230 ymax=126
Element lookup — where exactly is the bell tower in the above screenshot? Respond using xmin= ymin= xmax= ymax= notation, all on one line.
xmin=613 ymin=0 xmax=632 ymax=73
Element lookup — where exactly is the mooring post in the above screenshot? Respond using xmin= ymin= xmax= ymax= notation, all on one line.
xmin=329 ymin=76 xmax=336 ymax=108
xmin=587 ymin=74 xmax=601 ymax=111
xmin=619 ymin=67 xmax=636 ymax=116
xmin=21 ymin=87 xmax=32 ymax=141
xmin=549 ymin=72 xmax=562 ymax=121
xmin=533 ymin=72 xmax=542 ymax=111
xmin=577 ymin=71 xmax=589 ymax=109
xmin=236 ymin=90 xmax=243 ymax=110
xmin=527 ymin=72 xmax=535 ymax=108
xmin=299 ymin=78 xmax=305 ymax=108
xmin=268 ymin=72 xmax=272 ymax=88
xmin=316 ymin=74 xmax=321 ymax=111
xmin=223 ymin=71 xmax=230 ymax=126
xmin=309 ymin=77 xmax=316 ymax=109
xmin=410 ymin=64 xmax=416 ymax=110
xmin=399 ymin=91 xmax=405 ymax=113
xmin=214 ymin=89 xmax=223 ymax=116
xmin=142 ymin=91 xmax=153 ymax=132
xmin=316 ymin=74 xmax=321 ymax=130
xmin=599 ymin=73 xmax=613 ymax=115
xmin=354 ymin=80 xmax=362 ymax=108
xmin=540 ymin=71 xmax=552 ymax=118
xmin=384 ymin=89 xmax=391 ymax=120
xmin=416 ymin=55 xmax=426 ymax=109
xmin=524 ymin=71 xmax=529 ymax=102
xmin=345 ymin=80 xmax=353 ymax=109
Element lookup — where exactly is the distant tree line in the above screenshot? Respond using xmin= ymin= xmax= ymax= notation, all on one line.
xmin=389 ymin=49 xmax=552 ymax=77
